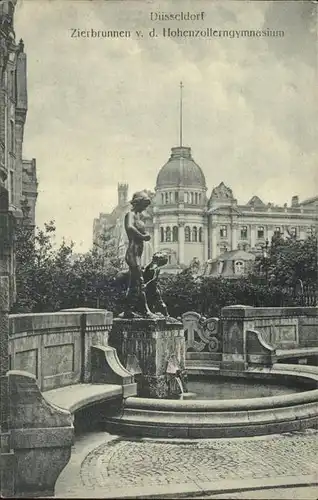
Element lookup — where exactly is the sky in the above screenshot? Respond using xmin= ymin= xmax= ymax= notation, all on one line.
xmin=14 ymin=0 xmax=317 ymax=252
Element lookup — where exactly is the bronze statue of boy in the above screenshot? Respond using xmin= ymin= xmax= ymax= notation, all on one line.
xmin=122 ymin=191 xmax=155 ymax=317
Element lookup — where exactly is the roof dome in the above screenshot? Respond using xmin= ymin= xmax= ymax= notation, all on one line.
xmin=156 ymin=146 xmax=206 ymax=189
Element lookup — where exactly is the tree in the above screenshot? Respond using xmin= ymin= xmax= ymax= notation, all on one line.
xmin=256 ymin=234 xmax=317 ymax=287
xmin=13 ymin=218 xmax=74 ymax=312
xmin=13 ymin=213 xmax=124 ymax=313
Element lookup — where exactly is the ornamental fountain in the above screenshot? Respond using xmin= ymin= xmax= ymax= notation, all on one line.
xmin=106 ymin=190 xmax=318 ymax=438
xmin=109 ymin=190 xmax=187 ymax=399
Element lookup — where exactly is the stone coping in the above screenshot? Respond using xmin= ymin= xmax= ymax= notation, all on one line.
xmin=113 ymin=317 xmax=183 ymax=327
xmin=276 ymin=347 xmax=318 ymax=358
xmin=221 ymin=305 xmax=317 ymax=319
xmin=9 ymin=309 xmax=113 ymax=335
xmin=44 ymin=383 xmax=122 ymax=413
xmin=124 ymin=366 xmax=318 ymax=412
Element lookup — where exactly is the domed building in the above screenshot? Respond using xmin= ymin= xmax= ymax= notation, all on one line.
xmin=93 ymin=144 xmax=317 ymax=274
xmin=153 ymin=145 xmax=208 ymax=271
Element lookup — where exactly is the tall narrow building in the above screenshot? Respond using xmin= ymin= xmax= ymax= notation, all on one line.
xmin=0 ymin=0 xmax=37 ymax=224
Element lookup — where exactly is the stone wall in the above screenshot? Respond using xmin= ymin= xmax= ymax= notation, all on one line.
xmin=221 ymin=305 xmax=318 ymax=370
xmin=9 ymin=309 xmax=113 ymax=391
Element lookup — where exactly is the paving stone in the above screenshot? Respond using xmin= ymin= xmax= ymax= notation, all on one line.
xmin=76 ymin=429 xmax=318 ymax=491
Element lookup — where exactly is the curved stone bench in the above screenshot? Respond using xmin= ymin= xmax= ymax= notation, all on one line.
xmin=6 ymin=343 xmax=137 ymax=497
xmin=44 ymin=383 xmax=123 ymax=413
xmin=7 ymin=370 xmax=74 ymax=498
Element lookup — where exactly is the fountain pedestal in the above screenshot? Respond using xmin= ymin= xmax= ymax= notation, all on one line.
xmin=109 ymin=318 xmax=185 ymax=398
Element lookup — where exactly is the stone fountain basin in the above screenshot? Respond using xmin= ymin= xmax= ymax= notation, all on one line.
xmin=104 ymin=364 xmax=318 ymax=438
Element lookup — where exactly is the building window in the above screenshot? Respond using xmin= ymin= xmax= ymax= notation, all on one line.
xmin=161 ymin=194 xmax=164 ymax=205
xmin=220 ymin=225 xmax=227 ymax=238
xmin=185 ymin=226 xmax=190 ymax=242
xmin=275 ymin=226 xmax=281 ymax=235
xmin=168 ymin=254 xmax=172 ymax=264
xmin=218 ymin=261 xmax=224 ymax=274
xmin=165 ymin=227 xmax=171 ymax=242
xmin=11 ymin=70 xmax=15 ymax=99
xmin=190 ymin=192 xmax=194 ymax=204
xmin=175 ymin=192 xmax=179 ymax=203
xmin=160 ymin=227 xmax=164 ymax=242
xmin=195 ymin=193 xmax=198 ymax=204
xmin=10 ymin=120 xmax=14 ymax=153
xmin=9 ymin=170 xmax=13 ymax=204
xmin=184 ymin=192 xmax=188 ymax=203
xmin=198 ymin=193 xmax=201 ymax=204
xmin=234 ymin=261 xmax=244 ymax=275
xmin=257 ymin=226 xmax=264 ymax=239
xmin=172 ymin=226 xmax=178 ymax=242
xmin=192 ymin=226 xmax=198 ymax=242
xmin=241 ymin=226 xmax=248 ymax=239
xmin=165 ymin=193 xmax=169 ymax=204
xmin=199 ymin=227 xmax=203 ymax=242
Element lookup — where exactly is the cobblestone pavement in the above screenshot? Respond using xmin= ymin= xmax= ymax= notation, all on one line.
xmin=77 ymin=429 xmax=318 ymax=491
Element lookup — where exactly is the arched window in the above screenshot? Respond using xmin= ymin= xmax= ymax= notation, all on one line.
xmin=192 ymin=226 xmax=198 ymax=242
xmin=241 ymin=226 xmax=248 ymax=239
xmin=172 ymin=226 xmax=178 ymax=242
xmin=160 ymin=227 xmax=164 ymax=242
xmin=185 ymin=226 xmax=191 ymax=242
xmin=165 ymin=227 xmax=171 ymax=242
xmin=195 ymin=193 xmax=198 ymax=204
xmin=199 ymin=227 xmax=203 ymax=242
xmin=234 ymin=261 xmax=244 ymax=275
xmin=165 ymin=193 xmax=169 ymax=204
xmin=198 ymin=193 xmax=202 ymax=204
xmin=161 ymin=193 xmax=164 ymax=205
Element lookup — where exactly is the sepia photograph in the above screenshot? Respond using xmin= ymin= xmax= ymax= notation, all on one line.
xmin=0 ymin=0 xmax=317 ymax=498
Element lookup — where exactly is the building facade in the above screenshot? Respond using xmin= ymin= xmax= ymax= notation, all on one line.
xmin=93 ymin=145 xmax=317 ymax=274
xmin=0 ymin=0 xmax=37 ymax=225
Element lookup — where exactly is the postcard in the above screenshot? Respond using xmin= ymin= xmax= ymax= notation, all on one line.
xmin=0 ymin=0 xmax=317 ymax=498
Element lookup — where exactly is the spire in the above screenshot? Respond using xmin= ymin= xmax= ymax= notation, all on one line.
xmin=179 ymin=81 xmax=183 ymax=147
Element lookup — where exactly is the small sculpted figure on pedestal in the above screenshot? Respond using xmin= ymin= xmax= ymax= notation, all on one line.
xmin=143 ymin=252 xmax=169 ymax=317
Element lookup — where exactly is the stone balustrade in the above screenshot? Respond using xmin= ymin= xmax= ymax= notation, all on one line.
xmin=183 ymin=306 xmax=318 ymax=371
xmin=221 ymin=305 xmax=318 ymax=370
xmin=9 ymin=308 xmax=113 ymax=391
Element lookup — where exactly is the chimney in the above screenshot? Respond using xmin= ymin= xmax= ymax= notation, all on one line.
xmin=291 ymin=195 xmax=299 ymax=207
